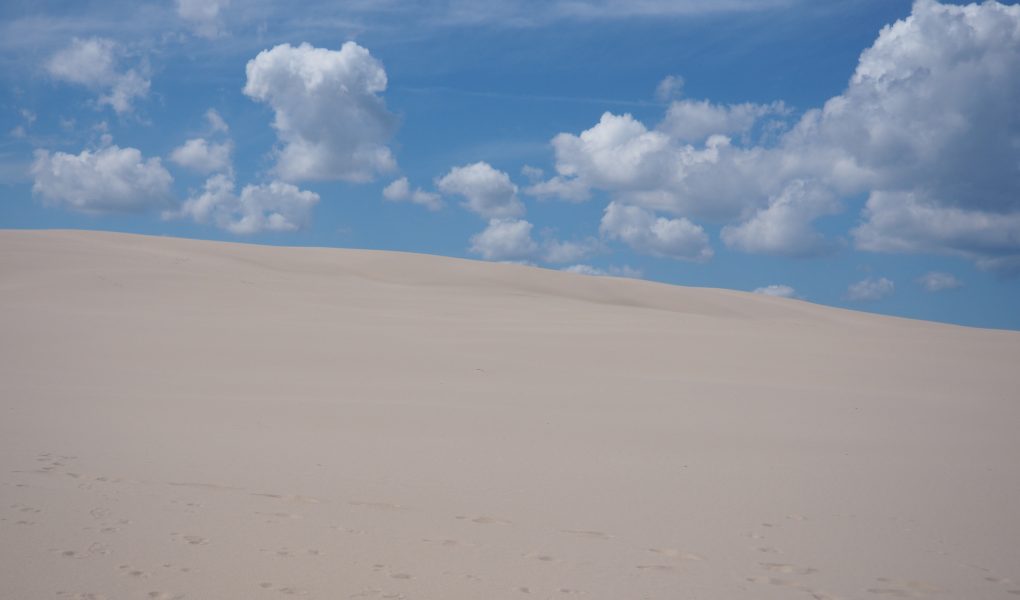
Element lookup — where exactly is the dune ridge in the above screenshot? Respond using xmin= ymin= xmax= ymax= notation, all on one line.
xmin=1 ymin=229 xmax=1018 ymax=599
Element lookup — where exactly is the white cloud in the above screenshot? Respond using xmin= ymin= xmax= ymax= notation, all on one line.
xmin=177 ymin=0 xmax=230 ymax=38
xmin=170 ymin=138 xmax=233 ymax=174
xmin=525 ymin=174 xmax=591 ymax=202
xmin=170 ymin=174 xmax=319 ymax=234
xmin=600 ymin=201 xmax=712 ymax=261
xmin=916 ymin=271 xmax=962 ymax=292
xmin=847 ymin=277 xmax=894 ymax=302
xmin=530 ymin=1 xmax=1020 ymax=267
xmin=243 ymin=41 xmax=397 ymax=183
xmin=659 ymin=99 xmax=787 ymax=143
xmin=721 ymin=179 xmax=840 ymax=257
xmin=521 ymin=165 xmax=544 ymax=183
xmin=469 ymin=218 xmax=539 ymax=261
xmin=431 ymin=0 xmax=794 ymax=27
xmin=382 ymin=177 xmax=443 ymax=211
xmin=562 ymin=264 xmax=643 ymax=278
xmin=46 ymin=38 xmax=149 ymax=114
xmin=535 ymin=111 xmax=764 ymax=221
xmin=543 ymin=238 xmax=600 ymax=264
xmin=853 ymin=191 xmax=1020 ymax=274
xmin=545 ymin=112 xmax=672 ymax=197
xmin=655 ymin=74 xmax=684 ymax=102
xmin=437 ymin=162 xmax=524 ymax=218
xmin=205 ymin=109 xmax=229 ymax=133
xmin=753 ymin=284 xmax=797 ymax=298
xmin=465 ymin=213 xmax=598 ymax=264
xmin=31 ymin=144 xmax=172 ymax=213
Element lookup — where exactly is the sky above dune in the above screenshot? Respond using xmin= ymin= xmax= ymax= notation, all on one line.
xmin=1 ymin=0 xmax=1019 ymax=329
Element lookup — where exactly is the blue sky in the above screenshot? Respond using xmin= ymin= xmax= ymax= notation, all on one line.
xmin=2 ymin=0 xmax=1019 ymax=330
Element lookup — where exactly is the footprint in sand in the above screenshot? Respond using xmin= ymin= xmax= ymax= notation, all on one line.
xmin=649 ymin=548 xmax=705 ymax=561
xmin=252 ymin=493 xmax=322 ymax=504
xmin=523 ymin=552 xmax=558 ymax=563
xmin=259 ymin=583 xmax=309 ymax=596
xmin=118 ymin=565 xmax=150 ymax=578
xmin=56 ymin=543 xmax=111 ymax=559
xmin=350 ymin=501 xmax=405 ymax=511
xmin=171 ymin=533 xmax=209 ymax=546
xmin=456 ymin=515 xmax=512 ymax=525
xmin=97 ymin=520 xmax=131 ymax=534
xmin=422 ymin=538 xmax=473 ymax=548
xmin=977 ymin=573 xmax=1020 ymax=595
xmin=748 ymin=575 xmax=837 ymax=599
xmin=561 ymin=529 xmax=612 ymax=540
xmin=760 ymin=562 xmax=819 ymax=575
xmin=261 ymin=547 xmax=322 ymax=558
xmin=169 ymin=482 xmax=244 ymax=492
xmin=11 ymin=503 xmax=41 ymax=514
xmin=636 ymin=564 xmax=677 ymax=573
xmin=256 ymin=511 xmax=303 ymax=522
xmin=370 ymin=564 xmax=414 ymax=581
xmin=866 ymin=577 xmax=940 ymax=597
xmin=161 ymin=563 xmax=192 ymax=573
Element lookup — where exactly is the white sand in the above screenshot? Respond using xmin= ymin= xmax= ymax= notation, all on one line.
xmin=1 ymin=229 xmax=1018 ymax=600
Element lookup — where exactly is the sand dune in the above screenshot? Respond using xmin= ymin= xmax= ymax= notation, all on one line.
xmin=1 ymin=229 xmax=1018 ymax=600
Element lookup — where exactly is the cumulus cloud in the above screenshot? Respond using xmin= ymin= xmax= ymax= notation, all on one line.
xmin=600 ymin=201 xmax=712 ymax=261
xmin=853 ymin=191 xmax=1020 ymax=274
xmin=47 ymin=38 xmax=149 ymax=114
xmin=562 ymin=264 xmax=643 ymax=278
xmin=243 ymin=41 xmax=397 ymax=183
xmin=533 ymin=112 xmax=765 ymax=220
xmin=469 ymin=218 xmax=539 ymax=261
xmin=177 ymin=0 xmax=230 ymax=38
xmin=437 ymin=162 xmax=524 ymax=218
xmin=721 ymin=180 xmax=840 ymax=257
xmin=659 ymin=99 xmax=787 ymax=143
xmin=170 ymin=174 xmax=319 ymax=234
xmin=525 ymin=174 xmax=591 ymax=202
xmin=466 ymin=216 xmax=601 ymax=264
xmin=654 ymin=74 xmax=684 ymax=102
xmin=521 ymin=165 xmax=544 ymax=183
xmin=543 ymin=238 xmax=600 ymax=264
xmin=529 ymin=1 xmax=1020 ymax=268
xmin=205 ymin=109 xmax=229 ymax=133
xmin=753 ymin=284 xmax=797 ymax=298
xmin=170 ymin=138 xmax=233 ymax=174
xmin=382 ymin=177 xmax=443 ymax=211
xmin=31 ymin=144 xmax=172 ymax=213
xmin=847 ymin=277 xmax=894 ymax=301
xmin=916 ymin=271 xmax=962 ymax=292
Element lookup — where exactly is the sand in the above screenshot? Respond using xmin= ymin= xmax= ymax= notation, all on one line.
xmin=1 ymin=229 xmax=1018 ymax=600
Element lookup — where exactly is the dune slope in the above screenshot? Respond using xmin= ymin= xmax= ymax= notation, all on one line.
xmin=1 ymin=229 xmax=1019 ymax=599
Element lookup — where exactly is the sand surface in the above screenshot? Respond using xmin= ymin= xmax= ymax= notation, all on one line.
xmin=1 ymin=229 xmax=1019 ymax=600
